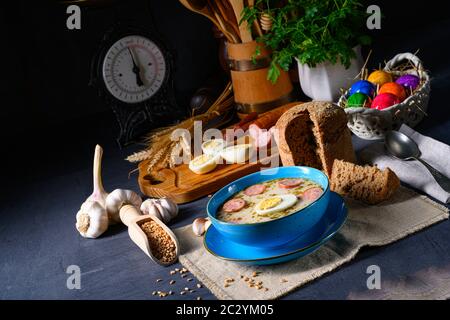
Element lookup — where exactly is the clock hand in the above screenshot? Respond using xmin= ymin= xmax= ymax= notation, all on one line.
xmin=127 ymin=47 xmax=144 ymax=87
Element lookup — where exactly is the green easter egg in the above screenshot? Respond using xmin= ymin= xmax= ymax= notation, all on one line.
xmin=347 ymin=93 xmax=371 ymax=108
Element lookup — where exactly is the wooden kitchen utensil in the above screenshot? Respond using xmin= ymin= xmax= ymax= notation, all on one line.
xmin=119 ymin=205 xmax=180 ymax=266
xmin=247 ymin=0 xmax=263 ymax=37
xmin=228 ymin=0 xmax=253 ymax=42
xmin=179 ymin=0 xmax=236 ymax=43
xmin=216 ymin=0 xmax=241 ymax=41
xmin=207 ymin=0 xmax=240 ymax=43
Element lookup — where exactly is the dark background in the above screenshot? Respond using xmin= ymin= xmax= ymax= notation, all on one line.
xmin=0 ymin=0 xmax=449 ymax=194
xmin=1 ymin=0 xmax=449 ymax=140
xmin=0 ymin=0 xmax=448 ymax=192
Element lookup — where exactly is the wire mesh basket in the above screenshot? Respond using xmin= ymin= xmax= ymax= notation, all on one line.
xmin=338 ymin=53 xmax=430 ymax=140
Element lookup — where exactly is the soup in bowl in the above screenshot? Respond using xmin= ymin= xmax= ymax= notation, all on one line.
xmin=207 ymin=166 xmax=330 ymax=247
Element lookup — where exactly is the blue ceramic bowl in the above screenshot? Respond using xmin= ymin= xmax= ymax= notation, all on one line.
xmin=207 ymin=166 xmax=330 ymax=247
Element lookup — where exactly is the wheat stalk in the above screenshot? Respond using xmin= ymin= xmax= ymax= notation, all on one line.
xmin=126 ymin=150 xmax=153 ymax=163
xmin=126 ymin=82 xmax=234 ymax=173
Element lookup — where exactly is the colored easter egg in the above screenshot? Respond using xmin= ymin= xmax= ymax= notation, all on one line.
xmin=396 ymin=74 xmax=420 ymax=91
xmin=347 ymin=93 xmax=371 ymax=108
xmin=371 ymin=93 xmax=401 ymax=110
xmin=379 ymin=82 xmax=407 ymax=101
xmin=367 ymin=70 xmax=393 ymax=86
xmin=349 ymin=80 xmax=376 ymax=97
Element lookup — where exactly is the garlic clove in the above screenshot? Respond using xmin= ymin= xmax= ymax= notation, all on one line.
xmin=145 ymin=201 xmax=164 ymax=221
xmin=192 ymin=217 xmax=211 ymax=237
xmin=76 ymin=201 xmax=109 ymax=238
xmin=106 ymin=189 xmax=143 ymax=224
xmin=141 ymin=198 xmax=179 ymax=224
xmin=159 ymin=198 xmax=179 ymax=219
xmin=155 ymin=203 xmax=170 ymax=223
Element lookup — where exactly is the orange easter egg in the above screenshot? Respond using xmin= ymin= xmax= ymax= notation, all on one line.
xmin=379 ymin=82 xmax=407 ymax=101
xmin=368 ymin=70 xmax=393 ymax=86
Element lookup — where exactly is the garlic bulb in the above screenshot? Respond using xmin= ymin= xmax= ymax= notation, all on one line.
xmin=76 ymin=201 xmax=109 ymax=238
xmin=141 ymin=198 xmax=179 ymax=224
xmin=192 ymin=217 xmax=211 ymax=237
xmin=75 ymin=145 xmax=110 ymax=239
xmin=106 ymin=189 xmax=143 ymax=224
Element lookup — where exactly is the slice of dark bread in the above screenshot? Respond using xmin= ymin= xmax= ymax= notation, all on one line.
xmin=276 ymin=101 xmax=356 ymax=176
xmin=330 ymin=159 xmax=400 ymax=204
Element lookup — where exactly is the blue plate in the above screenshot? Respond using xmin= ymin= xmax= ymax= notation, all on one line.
xmin=204 ymin=192 xmax=347 ymax=266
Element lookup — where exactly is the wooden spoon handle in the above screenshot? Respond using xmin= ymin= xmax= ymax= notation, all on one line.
xmin=119 ymin=204 xmax=142 ymax=227
xmin=247 ymin=0 xmax=263 ymax=37
xmin=228 ymin=0 xmax=253 ymax=42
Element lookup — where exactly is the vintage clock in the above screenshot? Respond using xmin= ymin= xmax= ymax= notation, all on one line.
xmin=91 ymin=24 xmax=184 ymax=146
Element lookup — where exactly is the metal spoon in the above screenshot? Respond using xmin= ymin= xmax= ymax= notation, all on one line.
xmin=385 ymin=130 xmax=450 ymax=193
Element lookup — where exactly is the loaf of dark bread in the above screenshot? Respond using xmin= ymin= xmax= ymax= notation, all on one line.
xmin=275 ymin=101 xmax=356 ymax=176
xmin=330 ymin=159 xmax=400 ymax=204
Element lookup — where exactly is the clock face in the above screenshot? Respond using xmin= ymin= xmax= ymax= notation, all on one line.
xmin=102 ymin=35 xmax=167 ymax=104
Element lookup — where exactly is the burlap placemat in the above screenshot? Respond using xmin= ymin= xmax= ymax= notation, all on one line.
xmin=175 ymin=187 xmax=449 ymax=300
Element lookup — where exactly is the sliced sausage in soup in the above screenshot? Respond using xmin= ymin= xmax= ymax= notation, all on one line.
xmin=302 ymin=187 xmax=323 ymax=202
xmin=244 ymin=184 xmax=266 ymax=196
xmin=223 ymin=198 xmax=246 ymax=213
xmin=277 ymin=178 xmax=304 ymax=189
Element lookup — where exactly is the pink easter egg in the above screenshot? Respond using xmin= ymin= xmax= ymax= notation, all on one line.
xmin=371 ymin=93 xmax=401 ymax=110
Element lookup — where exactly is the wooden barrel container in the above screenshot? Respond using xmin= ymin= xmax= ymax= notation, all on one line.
xmin=227 ymin=41 xmax=294 ymax=114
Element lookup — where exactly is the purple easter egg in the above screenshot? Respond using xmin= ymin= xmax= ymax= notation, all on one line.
xmin=396 ymin=74 xmax=420 ymax=91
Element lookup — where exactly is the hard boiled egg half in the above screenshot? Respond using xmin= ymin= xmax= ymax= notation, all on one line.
xmin=220 ymin=144 xmax=254 ymax=164
xmin=188 ymin=154 xmax=219 ymax=175
xmin=202 ymin=139 xmax=226 ymax=156
xmin=255 ymin=195 xmax=298 ymax=216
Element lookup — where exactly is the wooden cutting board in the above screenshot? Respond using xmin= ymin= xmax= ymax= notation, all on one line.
xmin=138 ymin=153 xmax=279 ymax=204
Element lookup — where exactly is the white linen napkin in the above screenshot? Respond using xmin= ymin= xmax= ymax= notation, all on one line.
xmin=359 ymin=124 xmax=450 ymax=203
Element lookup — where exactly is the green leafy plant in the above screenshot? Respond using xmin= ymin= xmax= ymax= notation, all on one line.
xmin=242 ymin=0 xmax=371 ymax=83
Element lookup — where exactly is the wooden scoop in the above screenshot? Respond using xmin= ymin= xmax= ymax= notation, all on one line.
xmin=119 ymin=205 xmax=180 ymax=266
